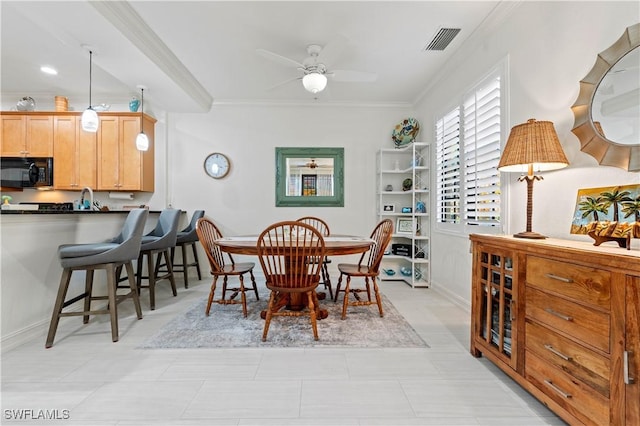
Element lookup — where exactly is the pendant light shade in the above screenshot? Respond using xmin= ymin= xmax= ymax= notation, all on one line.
xmin=136 ymin=133 xmax=149 ymax=151
xmin=136 ymin=86 xmax=149 ymax=151
xmin=302 ymin=72 xmax=327 ymax=94
xmin=81 ymin=108 xmax=99 ymax=132
xmin=81 ymin=49 xmax=98 ymax=133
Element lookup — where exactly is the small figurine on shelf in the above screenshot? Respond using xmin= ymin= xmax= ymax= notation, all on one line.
xmin=402 ymin=178 xmax=412 ymax=191
xmin=416 ymin=201 xmax=426 ymax=213
xmin=129 ymin=97 xmax=140 ymax=112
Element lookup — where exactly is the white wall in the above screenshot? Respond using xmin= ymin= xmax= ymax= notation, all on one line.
xmin=167 ymin=104 xmax=414 ymax=248
xmin=415 ymin=1 xmax=640 ymax=308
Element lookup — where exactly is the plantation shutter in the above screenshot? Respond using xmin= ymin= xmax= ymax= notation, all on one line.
xmin=463 ymin=76 xmax=501 ymax=227
xmin=436 ymin=107 xmax=461 ymax=224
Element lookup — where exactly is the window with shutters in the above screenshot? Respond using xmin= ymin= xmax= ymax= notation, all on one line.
xmin=435 ymin=64 xmax=507 ymax=234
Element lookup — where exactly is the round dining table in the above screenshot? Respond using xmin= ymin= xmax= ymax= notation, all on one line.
xmin=214 ymin=235 xmax=373 ymax=319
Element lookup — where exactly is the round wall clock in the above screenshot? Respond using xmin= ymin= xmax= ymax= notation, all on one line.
xmin=204 ymin=152 xmax=230 ymax=179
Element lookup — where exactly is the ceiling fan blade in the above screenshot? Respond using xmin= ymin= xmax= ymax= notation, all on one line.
xmin=317 ymin=34 xmax=348 ymax=66
xmin=256 ymin=48 xmax=304 ymax=69
xmin=329 ymin=69 xmax=378 ymax=83
xmin=265 ymin=76 xmax=301 ymax=91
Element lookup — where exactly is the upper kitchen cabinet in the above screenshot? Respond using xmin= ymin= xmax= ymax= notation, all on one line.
xmin=53 ymin=115 xmax=97 ymax=190
xmin=1 ymin=112 xmax=53 ymax=157
xmin=97 ymin=113 xmax=155 ymax=192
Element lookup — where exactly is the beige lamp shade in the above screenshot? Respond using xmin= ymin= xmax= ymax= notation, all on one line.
xmin=498 ymin=119 xmax=569 ymax=173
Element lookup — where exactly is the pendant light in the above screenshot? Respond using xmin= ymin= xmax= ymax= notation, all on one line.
xmin=135 ymin=85 xmax=149 ymax=151
xmin=81 ymin=48 xmax=99 ymax=132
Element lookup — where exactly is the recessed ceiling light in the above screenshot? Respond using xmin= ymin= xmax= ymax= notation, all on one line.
xmin=40 ymin=66 xmax=58 ymax=75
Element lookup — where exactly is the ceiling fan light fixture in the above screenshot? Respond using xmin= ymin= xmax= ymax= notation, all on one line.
xmin=302 ymin=72 xmax=327 ymax=94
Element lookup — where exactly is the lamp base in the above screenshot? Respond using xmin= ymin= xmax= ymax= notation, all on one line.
xmin=513 ymin=231 xmax=547 ymax=239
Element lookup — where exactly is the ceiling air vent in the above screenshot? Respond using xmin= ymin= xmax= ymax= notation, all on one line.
xmin=424 ymin=28 xmax=461 ymax=51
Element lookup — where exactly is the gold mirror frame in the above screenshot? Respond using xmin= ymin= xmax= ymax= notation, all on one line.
xmin=571 ymin=23 xmax=640 ymax=172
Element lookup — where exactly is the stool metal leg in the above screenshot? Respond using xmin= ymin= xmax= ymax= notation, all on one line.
xmin=106 ymin=264 xmax=119 ymax=342
xmin=83 ymin=270 xmax=94 ymax=324
xmin=147 ymin=251 xmax=156 ymax=310
xmin=180 ymin=243 xmax=190 ymax=288
xmin=46 ymin=268 xmax=73 ymax=348
xmin=124 ymin=261 xmax=143 ymax=319
xmin=191 ymin=243 xmax=202 ymax=280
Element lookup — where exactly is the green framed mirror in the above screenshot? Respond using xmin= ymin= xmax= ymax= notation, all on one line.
xmin=275 ymin=147 xmax=344 ymax=207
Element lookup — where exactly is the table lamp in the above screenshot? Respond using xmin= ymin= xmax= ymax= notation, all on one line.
xmin=498 ymin=118 xmax=569 ymax=239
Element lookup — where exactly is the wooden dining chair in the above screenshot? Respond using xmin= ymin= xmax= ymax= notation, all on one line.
xmin=195 ymin=217 xmax=259 ymax=317
xmin=257 ymin=221 xmax=326 ymax=341
xmin=333 ymin=219 xmax=394 ymax=320
xmin=296 ymin=216 xmax=333 ymax=300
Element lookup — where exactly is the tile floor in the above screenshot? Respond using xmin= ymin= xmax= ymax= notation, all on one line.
xmin=1 ymin=276 xmax=566 ymax=425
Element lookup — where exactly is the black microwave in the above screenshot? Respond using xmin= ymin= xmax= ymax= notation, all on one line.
xmin=0 ymin=157 xmax=54 ymax=188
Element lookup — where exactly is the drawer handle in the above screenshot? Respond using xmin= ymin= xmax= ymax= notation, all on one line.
xmin=544 ymin=379 xmax=572 ymax=399
xmin=545 ymin=273 xmax=573 ymax=283
xmin=545 ymin=308 xmax=573 ymax=322
xmin=624 ymin=351 xmax=635 ymax=385
xmin=544 ymin=344 xmax=572 ymax=361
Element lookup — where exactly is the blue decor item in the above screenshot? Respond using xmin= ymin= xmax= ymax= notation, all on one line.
xmin=416 ymin=201 xmax=426 ymax=213
xmin=129 ymin=97 xmax=140 ymax=112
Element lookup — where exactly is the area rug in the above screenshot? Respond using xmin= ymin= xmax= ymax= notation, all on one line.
xmin=138 ymin=294 xmax=428 ymax=349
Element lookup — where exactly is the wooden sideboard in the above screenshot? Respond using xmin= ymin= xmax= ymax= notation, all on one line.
xmin=469 ymin=234 xmax=639 ymax=426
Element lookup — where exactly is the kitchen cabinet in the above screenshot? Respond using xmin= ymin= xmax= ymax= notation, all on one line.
xmin=97 ymin=114 xmax=155 ymax=192
xmin=53 ymin=115 xmax=97 ymax=190
xmin=469 ymin=234 xmax=640 ymax=425
xmin=1 ymin=112 xmax=53 ymax=157
xmin=377 ymin=142 xmax=430 ymax=287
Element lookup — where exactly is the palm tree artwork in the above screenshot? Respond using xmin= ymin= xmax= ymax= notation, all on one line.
xmin=600 ymin=188 xmax=632 ymax=221
xmin=570 ymin=184 xmax=640 ymax=236
xmin=622 ymin=195 xmax=640 ymax=222
xmin=578 ymin=196 xmax=608 ymax=222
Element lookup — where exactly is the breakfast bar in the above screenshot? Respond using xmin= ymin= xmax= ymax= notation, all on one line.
xmin=0 ymin=210 xmax=165 ymax=349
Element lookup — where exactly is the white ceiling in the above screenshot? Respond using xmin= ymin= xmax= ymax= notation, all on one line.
xmin=1 ymin=1 xmax=502 ymax=113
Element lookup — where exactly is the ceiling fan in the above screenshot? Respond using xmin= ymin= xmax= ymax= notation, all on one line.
xmin=256 ymin=38 xmax=377 ymax=94
xmin=290 ymin=158 xmax=332 ymax=169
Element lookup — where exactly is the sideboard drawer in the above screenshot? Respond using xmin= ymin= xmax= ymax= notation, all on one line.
xmin=526 ymin=287 xmax=610 ymax=353
xmin=526 ymin=320 xmax=610 ymax=397
xmin=526 ymin=350 xmax=609 ymax=426
xmin=526 ymin=256 xmax=610 ymax=309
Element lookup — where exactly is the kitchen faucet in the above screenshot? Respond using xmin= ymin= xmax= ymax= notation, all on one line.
xmin=79 ymin=187 xmax=94 ymax=210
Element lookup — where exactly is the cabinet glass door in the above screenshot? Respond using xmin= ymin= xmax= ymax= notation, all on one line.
xmin=478 ymin=248 xmax=515 ymax=364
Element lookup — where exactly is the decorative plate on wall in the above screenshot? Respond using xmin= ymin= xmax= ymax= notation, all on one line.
xmin=392 ymin=117 xmax=420 ymax=148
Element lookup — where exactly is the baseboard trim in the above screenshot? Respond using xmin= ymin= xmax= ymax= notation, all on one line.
xmin=1 ymin=319 xmax=48 ymax=354
xmin=429 ymin=279 xmax=471 ymax=313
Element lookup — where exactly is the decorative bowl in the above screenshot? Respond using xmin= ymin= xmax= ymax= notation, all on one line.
xmin=92 ymin=104 xmax=110 ymax=112
xmin=400 ymin=266 xmax=412 ymax=277
xmin=392 ymin=117 xmax=420 ymax=148
xmin=382 ymin=268 xmax=396 ymax=276
xmin=16 ymin=96 xmax=36 ymax=111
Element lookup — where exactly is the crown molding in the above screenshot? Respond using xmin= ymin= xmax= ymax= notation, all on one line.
xmin=90 ymin=1 xmax=213 ymax=112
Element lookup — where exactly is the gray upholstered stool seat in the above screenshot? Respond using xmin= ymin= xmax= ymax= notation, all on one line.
xmin=46 ymin=209 xmax=149 ymax=348
xmin=169 ymin=210 xmax=204 ymax=288
xmin=133 ymin=208 xmax=181 ymax=310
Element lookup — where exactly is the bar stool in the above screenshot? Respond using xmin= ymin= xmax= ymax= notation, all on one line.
xmin=135 ymin=208 xmax=181 ymax=310
xmin=171 ymin=210 xmax=204 ymax=288
xmin=45 ymin=209 xmax=149 ymax=348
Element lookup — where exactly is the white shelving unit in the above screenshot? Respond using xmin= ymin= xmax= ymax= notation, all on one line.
xmin=377 ymin=142 xmax=430 ymax=288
